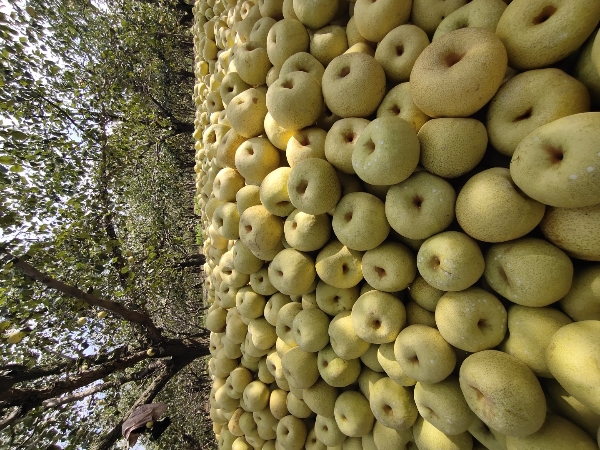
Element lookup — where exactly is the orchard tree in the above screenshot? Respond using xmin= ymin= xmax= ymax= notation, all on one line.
xmin=0 ymin=0 xmax=213 ymax=448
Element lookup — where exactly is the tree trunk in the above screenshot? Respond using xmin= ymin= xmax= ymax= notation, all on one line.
xmin=175 ymin=0 xmax=193 ymax=13
xmin=0 ymin=338 xmax=209 ymax=427
xmin=90 ymin=355 xmax=195 ymax=450
xmin=177 ymin=70 xmax=195 ymax=79
xmin=173 ymin=254 xmax=205 ymax=270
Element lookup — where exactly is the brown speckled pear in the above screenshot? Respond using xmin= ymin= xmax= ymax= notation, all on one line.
xmin=411 ymin=0 xmax=468 ymax=37
xmin=375 ymin=24 xmax=430 ymax=84
xmin=332 ymin=192 xmax=389 ymax=252
xmin=394 ymin=324 xmax=456 ymax=384
xmin=310 ymin=25 xmax=348 ymax=67
xmin=236 ymin=185 xmax=261 ymax=215
xmin=456 ymin=167 xmax=546 ymax=243
xmin=487 ymin=68 xmax=590 ymax=157
xmin=410 ymin=27 xmax=507 ymax=118
xmin=259 ymin=167 xmax=295 ymax=217
xmin=235 ymin=41 xmax=272 ymax=86
xmin=540 ymin=204 xmax=600 ymax=262
xmin=436 ymin=287 xmax=507 ymax=353
xmin=266 ymin=18 xmax=309 ymax=68
xmin=219 ymin=72 xmax=251 ymax=108
xmin=484 ymin=238 xmax=573 ymax=307
xmin=324 ymin=117 xmax=369 ymax=175
xmin=372 ymin=421 xmax=413 ymax=450
xmin=352 ymin=116 xmax=420 ymax=186
xmin=412 ymin=414 xmax=473 ymax=450
xmin=268 ymin=248 xmax=316 ymax=296
xmin=385 ymin=171 xmax=456 ymax=240
xmin=500 ymin=305 xmax=572 ymax=378
xmin=361 ymin=242 xmax=416 ymax=293
xmin=322 ymin=52 xmax=386 ymax=118
xmin=317 ymin=345 xmax=361 ymax=388
xmin=351 ymin=290 xmax=406 ymax=344
xmin=433 ymin=0 xmax=507 ymax=41
xmin=353 ymin=0 xmax=412 ymax=43
xmin=315 ymin=241 xmax=363 ymax=291
xmin=418 ymin=118 xmax=487 ymax=178
xmin=279 ymin=52 xmax=325 ymax=84
xmin=329 ymin=311 xmax=370 ymax=360
xmin=226 ymin=88 xmax=268 ymax=138
xmin=415 ymin=376 xmax=476 ymax=436
xmin=417 ymin=231 xmax=484 ymax=292
xmin=266 ymin=71 xmax=323 ymax=132
xmin=460 ymin=350 xmax=546 ymax=437
xmin=377 ymin=83 xmax=430 ymax=132
xmin=286 ymin=127 xmax=327 ymax=168
xmin=287 ymin=158 xmax=341 ymax=215
xmin=334 ymin=391 xmax=374 ymax=437
xmin=292 ymin=0 xmax=338 ymax=30
xmin=238 ymin=205 xmax=284 ymax=259
xmin=559 ymin=265 xmax=600 ymax=321
xmin=235 ymin=137 xmax=280 ymax=186
xmin=284 ymin=208 xmax=331 ymax=252
xmin=506 ymin=414 xmax=598 ymax=450
xmin=370 ymin=377 xmax=418 ymax=431
xmin=546 ymin=320 xmax=600 ymax=415
xmin=496 ymin=0 xmax=600 ymax=70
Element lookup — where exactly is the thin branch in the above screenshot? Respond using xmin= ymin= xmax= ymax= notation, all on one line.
xmin=0 ymin=407 xmax=22 ymax=431
xmin=0 ymin=362 xmax=68 ymax=393
xmin=0 ymin=336 xmax=209 ymax=418
xmin=0 ymin=349 xmax=150 ymax=419
xmin=36 ymin=95 xmax=87 ymax=135
xmin=98 ymin=110 xmax=130 ymax=288
xmin=42 ymin=361 xmax=163 ymax=408
xmin=0 ymin=248 xmax=163 ymax=341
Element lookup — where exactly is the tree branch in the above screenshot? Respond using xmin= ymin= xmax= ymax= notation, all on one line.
xmin=0 ymin=364 xmax=67 ymax=393
xmin=40 ymin=344 xmax=77 ymax=362
xmin=0 ymin=349 xmax=151 ymax=413
xmin=98 ymin=111 xmax=129 ymax=288
xmin=42 ymin=361 xmax=163 ymax=408
xmin=0 ymin=337 xmax=209 ymax=421
xmin=173 ymin=254 xmax=205 ymax=270
xmin=35 ymin=94 xmax=88 ymax=135
xmin=129 ymin=79 xmax=193 ymax=132
xmin=0 ymin=248 xmax=163 ymax=341
xmin=0 ymin=407 xmax=22 ymax=432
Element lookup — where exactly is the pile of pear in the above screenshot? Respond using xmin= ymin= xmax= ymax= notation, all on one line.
xmin=191 ymin=0 xmax=600 ymax=449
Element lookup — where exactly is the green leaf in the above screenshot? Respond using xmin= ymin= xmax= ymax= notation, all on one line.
xmin=120 ymin=267 xmax=129 ymax=274
xmin=25 ymin=6 xmax=37 ymax=17
xmin=10 ymin=130 xmax=27 ymax=140
xmin=9 ymin=165 xmax=24 ymax=173
xmin=0 ymin=156 xmax=14 ymax=165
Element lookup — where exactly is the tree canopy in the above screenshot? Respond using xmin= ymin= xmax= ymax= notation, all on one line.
xmin=0 ymin=0 xmax=211 ymax=448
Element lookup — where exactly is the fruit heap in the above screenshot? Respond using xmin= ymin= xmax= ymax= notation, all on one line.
xmin=191 ymin=0 xmax=600 ymax=449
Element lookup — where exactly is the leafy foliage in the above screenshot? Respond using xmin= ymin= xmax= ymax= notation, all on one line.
xmin=0 ymin=0 xmax=211 ymax=448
